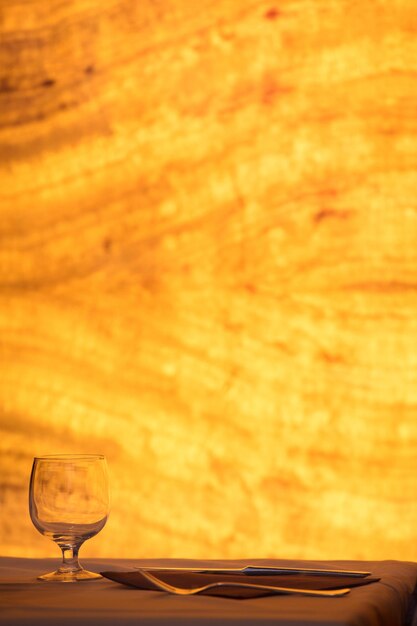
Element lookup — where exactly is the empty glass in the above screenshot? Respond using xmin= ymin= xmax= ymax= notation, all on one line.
xmin=29 ymin=454 xmax=110 ymax=582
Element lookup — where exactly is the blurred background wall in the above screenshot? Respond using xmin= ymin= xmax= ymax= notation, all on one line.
xmin=1 ymin=0 xmax=417 ymax=561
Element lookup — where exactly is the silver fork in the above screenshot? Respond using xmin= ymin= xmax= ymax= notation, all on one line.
xmin=137 ymin=568 xmax=350 ymax=597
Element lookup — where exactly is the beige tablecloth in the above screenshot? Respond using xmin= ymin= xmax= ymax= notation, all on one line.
xmin=1 ymin=557 xmax=417 ymax=626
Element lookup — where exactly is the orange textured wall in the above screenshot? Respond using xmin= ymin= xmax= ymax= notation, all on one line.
xmin=1 ymin=0 xmax=417 ymax=561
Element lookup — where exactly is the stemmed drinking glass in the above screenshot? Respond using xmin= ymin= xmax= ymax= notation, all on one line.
xmin=29 ymin=454 xmax=110 ymax=582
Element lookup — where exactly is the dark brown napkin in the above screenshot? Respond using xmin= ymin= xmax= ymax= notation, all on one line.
xmin=101 ymin=569 xmax=380 ymax=599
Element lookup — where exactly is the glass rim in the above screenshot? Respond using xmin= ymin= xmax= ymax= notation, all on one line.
xmin=33 ymin=454 xmax=106 ymax=461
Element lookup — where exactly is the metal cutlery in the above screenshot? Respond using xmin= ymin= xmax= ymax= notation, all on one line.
xmin=136 ymin=564 xmax=370 ymax=577
xmin=137 ymin=568 xmax=351 ymax=597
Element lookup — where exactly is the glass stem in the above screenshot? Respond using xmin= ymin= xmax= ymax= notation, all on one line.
xmin=59 ymin=543 xmax=82 ymax=573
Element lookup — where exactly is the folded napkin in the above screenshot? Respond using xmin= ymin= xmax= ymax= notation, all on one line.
xmin=101 ymin=569 xmax=380 ymax=599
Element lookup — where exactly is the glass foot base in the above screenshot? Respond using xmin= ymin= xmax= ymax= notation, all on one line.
xmin=38 ymin=569 xmax=102 ymax=582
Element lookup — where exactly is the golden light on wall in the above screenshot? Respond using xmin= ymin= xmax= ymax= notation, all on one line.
xmin=1 ymin=0 xmax=417 ymax=561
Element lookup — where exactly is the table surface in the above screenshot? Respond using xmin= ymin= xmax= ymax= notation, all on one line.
xmin=2 ymin=557 xmax=417 ymax=626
